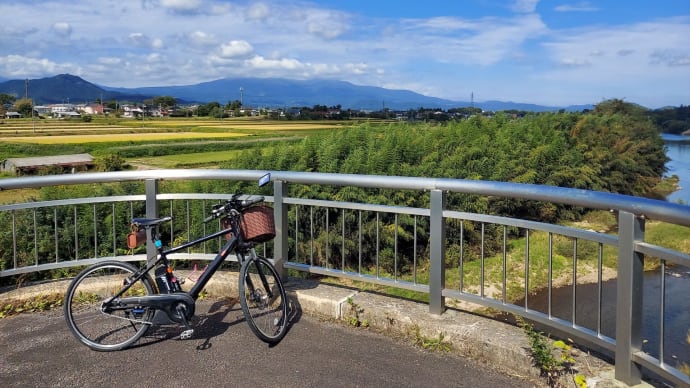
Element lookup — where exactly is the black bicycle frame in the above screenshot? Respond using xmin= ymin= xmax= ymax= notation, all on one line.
xmin=158 ymin=224 xmax=243 ymax=300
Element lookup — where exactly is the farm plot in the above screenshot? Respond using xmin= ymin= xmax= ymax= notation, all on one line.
xmin=0 ymin=132 xmax=250 ymax=144
xmin=130 ymin=149 xmax=250 ymax=169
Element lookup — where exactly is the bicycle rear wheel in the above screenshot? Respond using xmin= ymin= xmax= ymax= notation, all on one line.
xmin=64 ymin=260 xmax=155 ymax=351
xmin=239 ymin=257 xmax=288 ymax=343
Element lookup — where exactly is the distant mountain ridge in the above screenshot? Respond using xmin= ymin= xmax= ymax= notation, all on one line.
xmin=0 ymin=73 xmax=590 ymax=111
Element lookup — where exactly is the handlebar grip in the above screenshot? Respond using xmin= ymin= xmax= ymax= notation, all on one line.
xmin=240 ymin=196 xmax=264 ymax=208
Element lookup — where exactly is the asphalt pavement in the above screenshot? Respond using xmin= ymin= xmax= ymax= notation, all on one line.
xmin=0 ymin=296 xmax=535 ymax=388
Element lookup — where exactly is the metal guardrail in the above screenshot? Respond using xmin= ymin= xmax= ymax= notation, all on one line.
xmin=1 ymin=170 xmax=689 ymax=386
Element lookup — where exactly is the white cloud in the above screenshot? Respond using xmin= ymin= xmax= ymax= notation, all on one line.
xmin=0 ymin=54 xmax=80 ymax=78
xmin=554 ymin=2 xmax=599 ymax=12
xmin=219 ymin=40 xmax=254 ymax=58
xmin=128 ymin=33 xmax=149 ymax=46
xmin=52 ymin=22 xmax=72 ymax=37
xmin=512 ymin=0 xmax=540 ymax=13
xmin=0 ymin=0 xmax=686 ymax=106
xmin=650 ymin=50 xmax=690 ymax=67
xmin=98 ymin=57 xmax=122 ymax=65
xmin=127 ymin=33 xmax=164 ymax=49
xmin=402 ymin=14 xmax=548 ymax=66
xmin=152 ymin=38 xmax=164 ymax=49
xmin=246 ymin=55 xmax=304 ymax=71
xmin=247 ymin=3 xmax=270 ymax=21
xmin=303 ymin=10 xmax=350 ymax=39
xmin=189 ymin=31 xmax=216 ymax=46
xmin=160 ymin=0 xmax=202 ymax=11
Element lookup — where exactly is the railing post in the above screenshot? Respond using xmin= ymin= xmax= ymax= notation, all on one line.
xmin=273 ymin=179 xmax=289 ymax=279
xmin=145 ymin=179 xmax=159 ymax=264
xmin=429 ymin=189 xmax=446 ymax=315
xmin=615 ymin=210 xmax=644 ymax=385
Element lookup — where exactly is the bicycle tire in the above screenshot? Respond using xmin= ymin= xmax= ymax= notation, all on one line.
xmin=239 ymin=257 xmax=288 ymax=343
xmin=64 ymin=260 xmax=155 ymax=351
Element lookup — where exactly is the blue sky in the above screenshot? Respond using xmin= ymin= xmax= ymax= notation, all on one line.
xmin=0 ymin=0 xmax=688 ymax=108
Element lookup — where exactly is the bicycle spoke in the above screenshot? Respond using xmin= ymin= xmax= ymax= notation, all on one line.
xmin=239 ymin=257 xmax=288 ymax=343
xmin=64 ymin=261 xmax=155 ymax=351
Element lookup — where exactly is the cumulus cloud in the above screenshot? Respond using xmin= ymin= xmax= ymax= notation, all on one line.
xmin=189 ymin=31 xmax=216 ymax=46
xmin=0 ymin=54 xmax=79 ymax=78
xmin=128 ymin=33 xmax=149 ymax=46
xmin=0 ymin=0 xmax=686 ymax=106
xmin=128 ymin=33 xmax=164 ymax=49
xmin=219 ymin=40 xmax=254 ymax=58
xmin=52 ymin=22 xmax=72 ymax=37
xmin=246 ymin=55 xmax=304 ymax=70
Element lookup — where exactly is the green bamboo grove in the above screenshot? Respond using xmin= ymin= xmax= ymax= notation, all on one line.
xmin=0 ymin=100 xmax=670 ymax=284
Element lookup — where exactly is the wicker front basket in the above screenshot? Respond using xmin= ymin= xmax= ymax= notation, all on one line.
xmin=240 ymin=206 xmax=276 ymax=243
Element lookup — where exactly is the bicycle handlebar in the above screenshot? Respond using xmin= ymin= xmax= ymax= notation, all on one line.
xmin=203 ymin=194 xmax=265 ymax=223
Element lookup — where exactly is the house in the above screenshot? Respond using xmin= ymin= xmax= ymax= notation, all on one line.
xmin=4 ymin=112 xmax=21 ymax=119
xmin=122 ymin=105 xmax=144 ymax=118
xmin=81 ymin=104 xmax=104 ymax=115
xmin=34 ymin=105 xmax=51 ymax=115
xmin=1 ymin=153 xmax=95 ymax=175
xmin=54 ymin=111 xmax=81 ymax=119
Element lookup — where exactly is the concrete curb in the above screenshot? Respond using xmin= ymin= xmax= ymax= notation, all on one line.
xmin=284 ymin=278 xmax=652 ymax=388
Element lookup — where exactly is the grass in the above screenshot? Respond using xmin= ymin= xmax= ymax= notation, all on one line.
xmin=319 ymin=209 xmax=686 ymax=309
xmin=0 ymin=187 xmax=40 ymax=204
xmin=130 ymin=149 xmax=247 ymax=168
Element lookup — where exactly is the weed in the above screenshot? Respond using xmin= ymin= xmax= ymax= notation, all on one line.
xmin=518 ymin=318 xmax=586 ymax=387
xmin=412 ymin=324 xmax=452 ymax=352
xmin=0 ymin=293 xmax=63 ymax=318
xmin=345 ymin=297 xmax=369 ymax=328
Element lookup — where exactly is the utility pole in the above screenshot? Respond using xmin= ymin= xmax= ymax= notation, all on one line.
xmin=26 ymin=79 xmax=35 ymax=133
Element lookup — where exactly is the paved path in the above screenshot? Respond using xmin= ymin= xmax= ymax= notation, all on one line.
xmin=0 ymin=298 xmax=534 ymax=388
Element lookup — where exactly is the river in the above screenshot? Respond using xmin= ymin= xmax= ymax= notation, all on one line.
xmin=524 ymin=135 xmax=690 ymax=370
xmin=523 ymin=268 xmax=690 ymax=368
xmin=663 ymin=133 xmax=690 ymax=204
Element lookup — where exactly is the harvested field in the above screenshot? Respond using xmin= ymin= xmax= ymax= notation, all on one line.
xmin=0 ymin=132 xmax=250 ymax=144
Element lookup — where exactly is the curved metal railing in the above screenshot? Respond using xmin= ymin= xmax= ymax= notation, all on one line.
xmin=1 ymin=170 xmax=689 ymax=386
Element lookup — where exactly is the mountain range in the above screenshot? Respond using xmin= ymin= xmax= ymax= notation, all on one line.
xmin=0 ymin=73 xmax=591 ymax=112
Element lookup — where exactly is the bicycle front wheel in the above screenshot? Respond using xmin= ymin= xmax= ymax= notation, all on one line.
xmin=239 ymin=257 xmax=288 ymax=343
xmin=64 ymin=260 xmax=155 ymax=351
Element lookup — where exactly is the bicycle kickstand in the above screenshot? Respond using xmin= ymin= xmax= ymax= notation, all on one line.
xmin=176 ymin=304 xmax=194 ymax=340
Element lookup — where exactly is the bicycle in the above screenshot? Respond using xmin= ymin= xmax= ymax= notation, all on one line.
xmin=63 ymin=174 xmax=288 ymax=351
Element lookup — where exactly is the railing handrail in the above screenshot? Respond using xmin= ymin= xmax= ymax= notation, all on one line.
xmin=2 ymin=169 xmax=689 ymax=226
xmin=1 ymin=169 xmax=688 ymax=387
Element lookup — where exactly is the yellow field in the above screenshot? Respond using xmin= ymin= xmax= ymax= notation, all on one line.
xmin=1 ymin=132 xmax=250 ymax=144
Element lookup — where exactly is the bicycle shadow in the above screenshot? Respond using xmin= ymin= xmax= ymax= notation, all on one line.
xmin=192 ymin=291 xmax=303 ymax=351
xmin=135 ymin=280 xmax=305 ymax=350
xmin=133 ymin=297 xmax=244 ymax=349
xmin=191 ymin=297 xmax=246 ymax=351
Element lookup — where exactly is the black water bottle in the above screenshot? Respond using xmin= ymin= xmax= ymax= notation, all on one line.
xmin=155 ymin=265 xmax=171 ymax=293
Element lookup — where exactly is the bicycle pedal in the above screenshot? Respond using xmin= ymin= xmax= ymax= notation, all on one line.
xmin=180 ymin=329 xmax=194 ymax=340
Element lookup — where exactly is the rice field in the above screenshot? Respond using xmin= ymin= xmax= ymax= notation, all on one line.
xmin=1 ymin=132 xmax=249 ymax=144
xmin=0 ymin=117 xmax=346 ymax=166
xmin=0 ymin=118 xmax=347 ymax=134
xmin=130 ymin=149 xmax=249 ymax=168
